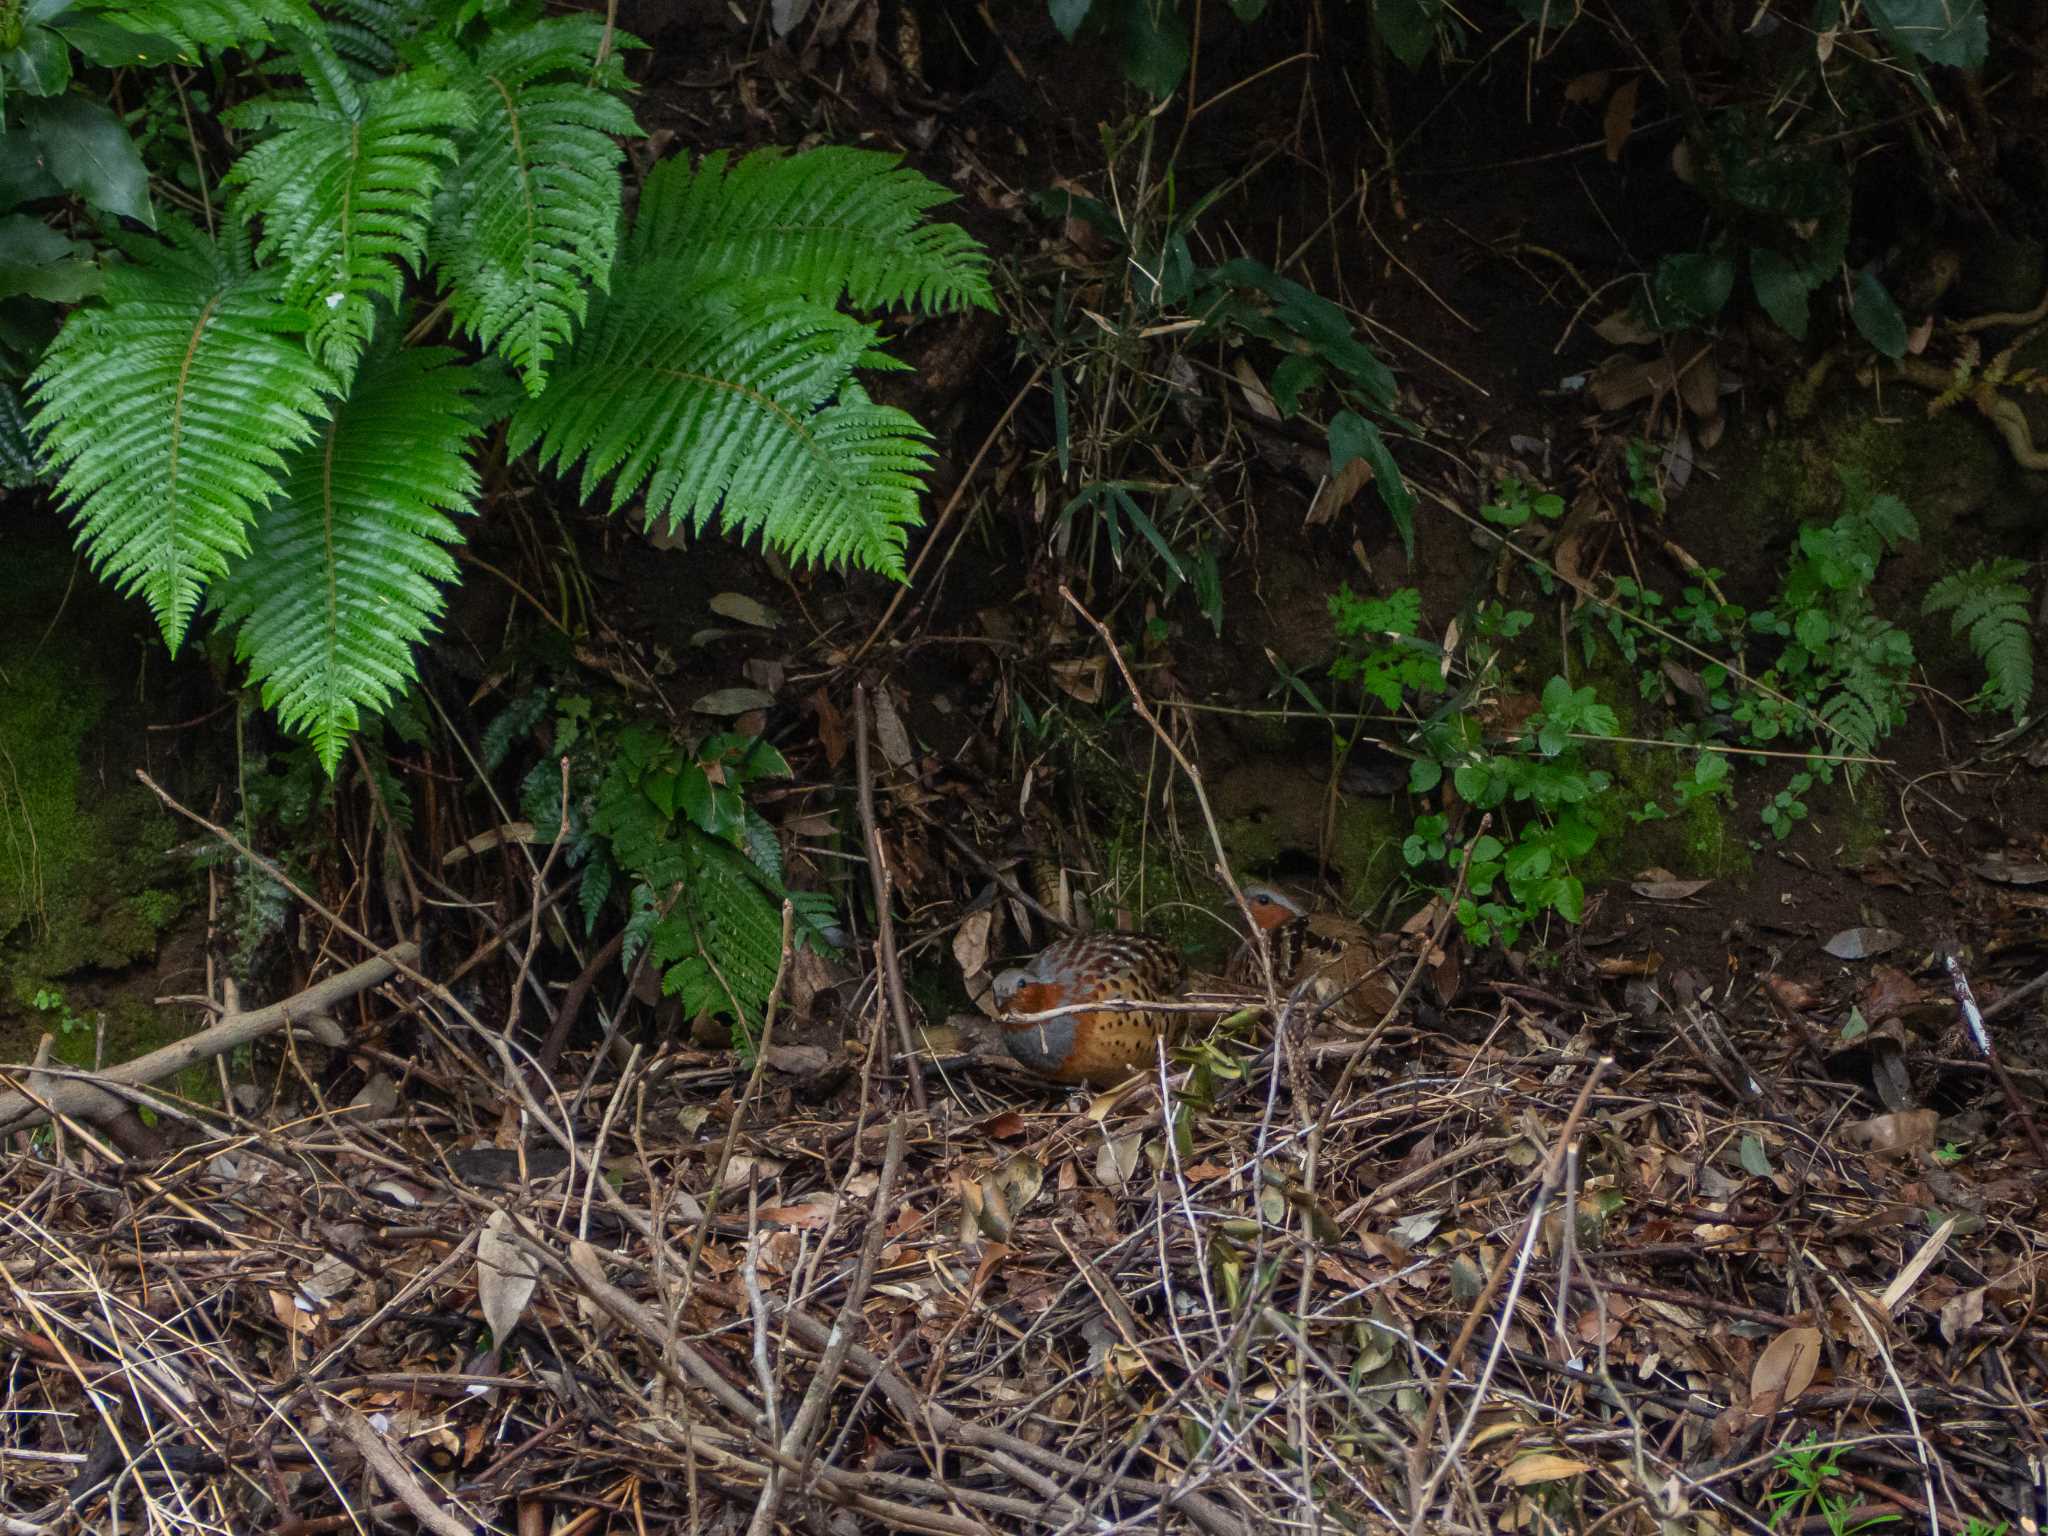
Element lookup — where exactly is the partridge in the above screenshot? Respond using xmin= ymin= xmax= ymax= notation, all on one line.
xmin=993 ymin=931 xmax=1188 ymax=1086
xmin=1226 ymin=886 xmax=1402 ymax=1020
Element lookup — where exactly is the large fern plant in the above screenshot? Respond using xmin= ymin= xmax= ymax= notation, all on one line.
xmin=28 ymin=6 xmax=991 ymax=774
xmin=22 ymin=0 xmax=992 ymax=1025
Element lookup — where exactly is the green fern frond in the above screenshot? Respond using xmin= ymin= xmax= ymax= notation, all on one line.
xmin=1814 ymin=611 xmax=1913 ymax=768
xmin=628 ymin=146 xmax=994 ymax=315
xmin=1925 ymin=557 xmax=2035 ymax=722
xmin=320 ymin=0 xmax=428 ymax=74
xmin=211 ymin=342 xmax=480 ymax=772
xmin=83 ymin=0 xmax=317 ymax=54
xmin=658 ymin=838 xmax=786 ymax=1024
xmin=508 ymin=272 xmax=930 ymax=575
xmin=422 ymin=16 xmax=641 ymax=393
xmin=226 ymin=40 xmax=473 ymax=374
xmin=27 ymin=221 xmax=337 ymax=650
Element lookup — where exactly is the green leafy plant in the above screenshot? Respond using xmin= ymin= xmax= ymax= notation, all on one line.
xmin=1575 ymin=469 xmax=1920 ymax=839
xmin=30 ymin=986 xmax=87 ymax=1037
xmin=1328 ymin=586 xmax=1443 ymax=711
xmin=1418 ymin=675 xmax=1619 ymax=946
xmin=1764 ymin=1434 xmax=1899 ymax=1536
xmin=1478 ymin=475 xmax=1563 ymax=531
xmin=493 ymin=694 xmax=835 ymax=1036
xmin=1923 ymin=558 xmax=2035 ymax=724
xmin=1740 ymin=475 xmax=1917 ymax=767
xmin=23 ymin=7 xmax=993 ymax=776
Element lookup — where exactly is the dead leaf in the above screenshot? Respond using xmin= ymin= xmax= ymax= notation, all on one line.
xmin=1307 ymin=451 xmax=1375 ymax=526
xmin=761 ymin=1045 xmax=832 ymax=1077
xmin=1233 ymin=356 xmax=1281 ymax=421
xmin=1503 ymin=1452 xmax=1593 ymax=1486
xmin=743 ymin=657 xmax=785 ymax=693
xmin=760 ymin=1198 xmax=838 ymax=1229
xmin=1592 ymin=309 xmax=1657 ymax=347
xmin=692 ymin=687 xmax=777 ymax=716
xmin=1839 ymin=1109 xmax=1937 ymax=1156
xmin=1749 ymin=1325 xmax=1821 ymax=1414
xmin=1938 ymin=1286 xmax=1984 ymax=1345
xmin=1632 ymin=875 xmax=1711 ymax=901
xmin=1974 ymin=853 xmax=2048 ymax=886
xmin=1589 ymin=353 xmax=1675 ymax=411
xmin=477 ymin=1210 xmax=540 ymax=1344
xmin=1764 ymin=973 xmax=1818 ymax=1010
xmin=269 ymin=1288 xmax=320 ymax=1335
xmin=1602 ymin=75 xmax=1639 ymax=162
xmin=1092 ymin=1130 xmax=1144 ymax=1189
xmin=1824 ymin=927 xmax=1901 ymax=960
xmin=1676 ymin=350 xmax=1718 ymax=418
xmin=872 ymin=688 xmax=914 ymax=767
xmin=1563 ymin=70 xmax=1610 ymax=105
xmin=808 ymin=688 xmax=849 ymax=768
xmin=953 ymin=908 xmax=994 ymax=977
xmin=710 ymin=591 xmax=780 ymax=627
xmin=1050 ymin=654 xmax=1106 ymax=704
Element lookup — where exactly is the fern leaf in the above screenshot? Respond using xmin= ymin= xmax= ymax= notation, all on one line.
xmin=320 ymin=0 xmax=427 ymax=75
xmin=508 ymin=272 xmax=930 ymax=575
xmin=226 ymin=45 xmax=473 ymax=374
xmin=82 ymin=0 xmax=317 ymax=54
xmin=661 ymin=837 xmax=786 ymax=1024
xmin=27 ymin=222 xmax=337 ymax=649
xmin=423 ymin=16 xmax=641 ymax=393
xmin=628 ymin=146 xmax=994 ymax=315
xmin=1925 ymin=557 xmax=2035 ymax=721
xmin=211 ymin=342 xmax=481 ymax=772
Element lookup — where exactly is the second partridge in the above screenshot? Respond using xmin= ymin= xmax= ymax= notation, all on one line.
xmin=1225 ymin=886 xmax=1401 ymax=1019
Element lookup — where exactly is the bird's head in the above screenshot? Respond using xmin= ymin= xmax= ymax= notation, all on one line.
xmin=1241 ymin=885 xmax=1304 ymax=932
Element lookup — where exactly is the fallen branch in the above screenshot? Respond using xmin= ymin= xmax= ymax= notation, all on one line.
xmin=0 ymin=947 xmax=414 ymax=1139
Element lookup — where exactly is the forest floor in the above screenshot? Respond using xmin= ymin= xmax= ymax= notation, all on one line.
xmin=3 ymin=4 xmax=2048 ymax=1534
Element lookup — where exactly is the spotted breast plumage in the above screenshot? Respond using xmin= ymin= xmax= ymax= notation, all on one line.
xmin=994 ymin=931 xmax=1188 ymax=1085
xmin=1225 ymin=885 xmax=1401 ymax=1020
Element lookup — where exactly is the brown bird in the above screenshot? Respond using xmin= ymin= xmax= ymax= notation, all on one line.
xmin=993 ymin=931 xmax=1188 ymax=1086
xmin=1225 ymin=886 xmax=1402 ymax=1020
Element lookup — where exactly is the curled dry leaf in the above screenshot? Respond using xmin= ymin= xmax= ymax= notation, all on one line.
xmin=477 ymin=1209 xmax=540 ymax=1344
xmin=1939 ymin=1286 xmax=1985 ymax=1345
xmin=1502 ymin=1452 xmax=1593 ymax=1487
xmin=1601 ymin=75 xmax=1638 ymax=161
xmin=1050 ymin=654 xmax=1106 ymax=704
xmin=1839 ymin=1108 xmax=1938 ymax=1156
xmin=807 ymin=687 xmax=849 ymax=768
xmin=953 ymin=907 xmax=993 ymax=977
xmin=1233 ymin=355 xmax=1281 ymax=421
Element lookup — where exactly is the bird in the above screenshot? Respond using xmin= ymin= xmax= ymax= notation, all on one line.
xmin=993 ymin=931 xmax=1188 ymax=1086
xmin=1225 ymin=885 xmax=1403 ymax=1021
